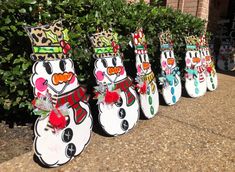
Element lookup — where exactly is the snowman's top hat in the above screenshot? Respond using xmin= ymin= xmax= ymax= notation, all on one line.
xmin=199 ymin=34 xmax=208 ymax=48
xmin=90 ymin=28 xmax=120 ymax=58
xmin=132 ymin=28 xmax=148 ymax=54
xmin=25 ymin=20 xmax=71 ymax=61
xmin=159 ymin=30 xmax=174 ymax=51
xmin=185 ymin=35 xmax=199 ymax=51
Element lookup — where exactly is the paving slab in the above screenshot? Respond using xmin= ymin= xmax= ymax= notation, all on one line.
xmin=0 ymin=73 xmax=234 ymax=172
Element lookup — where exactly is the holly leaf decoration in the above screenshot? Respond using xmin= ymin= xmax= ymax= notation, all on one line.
xmin=45 ymin=30 xmax=58 ymax=43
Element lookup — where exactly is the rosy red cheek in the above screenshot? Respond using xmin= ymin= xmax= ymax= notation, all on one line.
xmin=96 ymin=71 xmax=104 ymax=81
xmin=137 ymin=65 xmax=141 ymax=74
xmin=186 ymin=58 xmax=191 ymax=64
xmin=35 ymin=77 xmax=47 ymax=92
xmin=161 ymin=61 xmax=167 ymax=69
xmin=120 ymin=66 xmax=125 ymax=75
xmin=69 ymin=75 xmax=76 ymax=84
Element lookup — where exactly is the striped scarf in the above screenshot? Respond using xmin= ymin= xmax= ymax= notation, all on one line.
xmin=55 ymin=87 xmax=89 ymax=124
xmin=114 ymin=77 xmax=136 ymax=106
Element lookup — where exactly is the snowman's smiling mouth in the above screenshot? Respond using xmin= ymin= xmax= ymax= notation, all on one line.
xmin=43 ymin=79 xmax=70 ymax=94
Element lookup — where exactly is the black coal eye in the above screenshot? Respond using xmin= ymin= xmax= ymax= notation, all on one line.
xmin=139 ymin=55 xmax=142 ymax=63
xmin=202 ymin=51 xmax=205 ymax=56
xmin=189 ymin=52 xmax=192 ymax=58
xmin=169 ymin=51 xmax=172 ymax=57
xmin=112 ymin=57 xmax=117 ymax=66
xmin=164 ymin=52 xmax=167 ymax=58
xmin=59 ymin=60 xmax=66 ymax=72
xmin=195 ymin=52 xmax=198 ymax=57
xmin=43 ymin=62 xmax=53 ymax=74
xmin=101 ymin=59 xmax=107 ymax=68
xmin=144 ymin=54 xmax=147 ymax=62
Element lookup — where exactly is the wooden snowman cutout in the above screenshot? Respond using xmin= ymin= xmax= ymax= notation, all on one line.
xmin=158 ymin=30 xmax=182 ymax=105
xmin=90 ymin=29 xmax=139 ymax=136
xmin=25 ymin=21 xmax=92 ymax=167
xmin=184 ymin=36 xmax=207 ymax=98
xmin=199 ymin=35 xmax=218 ymax=91
xmin=217 ymin=39 xmax=235 ymax=71
xmin=131 ymin=28 xmax=159 ymax=119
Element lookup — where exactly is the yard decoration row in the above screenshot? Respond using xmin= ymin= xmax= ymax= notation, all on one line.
xmin=25 ymin=21 xmax=92 ymax=167
xmin=158 ymin=30 xmax=182 ymax=105
xmin=25 ymin=21 xmax=219 ymax=168
xmin=217 ymin=38 xmax=235 ymax=71
xmin=91 ymin=29 xmax=140 ymax=136
xmin=132 ymin=28 xmax=159 ymax=118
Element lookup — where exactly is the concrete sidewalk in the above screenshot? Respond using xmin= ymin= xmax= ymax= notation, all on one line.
xmin=0 ymin=73 xmax=234 ymax=172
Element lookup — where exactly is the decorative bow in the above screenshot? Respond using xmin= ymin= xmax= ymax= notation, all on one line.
xmin=111 ymin=41 xmax=120 ymax=53
xmin=32 ymin=92 xmax=69 ymax=130
xmin=185 ymin=68 xmax=198 ymax=79
xmin=60 ymin=40 xmax=71 ymax=54
xmin=159 ymin=67 xmax=180 ymax=87
xmin=136 ymin=81 xmax=147 ymax=94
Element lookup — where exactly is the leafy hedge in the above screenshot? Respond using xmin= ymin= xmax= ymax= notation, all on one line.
xmin=0 ymin=0 xmax=205 ymax=119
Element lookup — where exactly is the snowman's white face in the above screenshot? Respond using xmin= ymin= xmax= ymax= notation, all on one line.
xmin=185 ymin=50 xmax=201 ymax=68
xmin=136 ymin=54 xmax=151 ymax=75
xmin=160 ymin=50 xmax=176 ymax=70
xmin=199 ymin=48 xmax=209 ymax=66
xmin=94 ymin=55 xmax=126 ymax=85
xmin=31 ymin=58 xmax=78 ymax=96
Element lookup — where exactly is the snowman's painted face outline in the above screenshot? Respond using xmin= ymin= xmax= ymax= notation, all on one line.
xmin=94 ymin=56 xmax=126 ymax=84
xmin=32 ymin=59 xmax=76 ymax=95
xmin=136 ymin=54 xmax=151 ymax=75
xmin=161 ymin=50 xmax=176 ymax=70
xmin=185 ymin=50 xmax=201 ymax=67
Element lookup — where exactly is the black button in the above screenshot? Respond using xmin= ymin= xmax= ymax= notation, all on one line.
xmin=118 ymin=108 xmax=126 ymax=119
xmin=121 ymin=120 xmax=129 ymax=131
xmin=62 ymin=128 xmax=73 ymax=143
xmin=65 ymin=143 xmax=76 ymax=158
xmin=115 ymin=97 xmax=123 ymax=107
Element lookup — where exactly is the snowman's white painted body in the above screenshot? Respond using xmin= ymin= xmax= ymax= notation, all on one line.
xmin=217 ymin=44 xmax=235 ymax=71
xmin=199 ymin=48 xmax=218 ymax=91
xmin=135 ymin=54 xmax=159 ymax=118
xmin=94 ymin=55 xmax=139 ymax=136
xmin=160 ymin=50 xmax=182 ymax=105
xmin=31 ymin=59 xmax=92 ymax=167
xmin=185 ymin=50 xmax=207 ymax=98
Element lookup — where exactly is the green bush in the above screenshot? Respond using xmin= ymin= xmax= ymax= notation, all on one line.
xmin=0 ymin=0 xmax=205 ymax=119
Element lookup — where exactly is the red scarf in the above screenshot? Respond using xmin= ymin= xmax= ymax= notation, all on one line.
xmin=114 ymin=77 xmax=136 ymax=106
xmin=55 ymin=87 xmax=89 ymax=124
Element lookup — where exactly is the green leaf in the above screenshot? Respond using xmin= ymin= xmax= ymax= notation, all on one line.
xmin=0 ymin=36 xmax=5 ymax=42
xmin=19 ymin=8 xmax=26 ymax=13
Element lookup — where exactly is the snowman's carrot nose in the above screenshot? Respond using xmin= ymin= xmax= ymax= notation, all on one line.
xmin=205 ymin=56 xmax=211 ymax=61
xmin=167 ymin=58 xmax=174 ymax=65
xmin=107 ymin=66 xmax=122 ymax=75
xmin=52 ymin=72 xmax=73 ymax=85
xmin=142 ymin=62 xmax=150 ymax=70
xmin=192 ymin=57 xmax=200 ymax=63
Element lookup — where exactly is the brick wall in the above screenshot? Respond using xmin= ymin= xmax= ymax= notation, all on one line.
xmin=166 ymin=0 xmax=209 ymax=21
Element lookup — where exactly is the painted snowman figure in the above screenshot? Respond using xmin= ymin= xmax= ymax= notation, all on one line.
xmin=90 ymin=29 xmax=139 ymax=136
xmin=131 ymin=28 xmax=159 ymax=118
xmin=217 ymin=39 xmax=235 ymax=71
xmin=184 ymin=36 xmax=207 ymax=98
xmin=158 ymin=30 xmax=182 ymax=105
xmin=199 ymin=35 xmax=218 ymax=91
xmin=25 ymin=21 xmax=92 ymax=167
